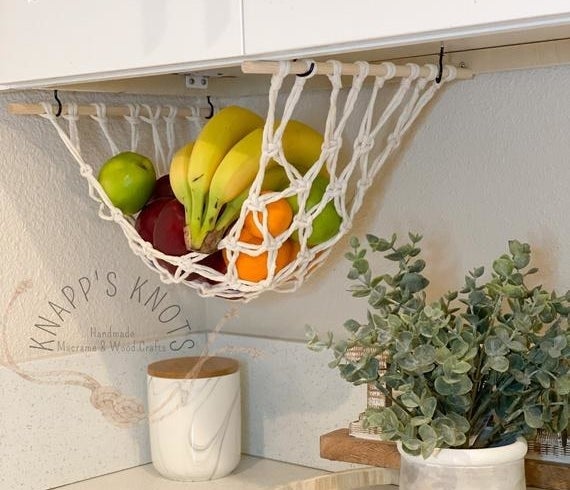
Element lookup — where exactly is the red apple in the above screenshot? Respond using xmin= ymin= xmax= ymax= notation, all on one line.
xmin=153 ymin=199 xmax=188 ymax=256
xmin=149 ymin=174 xmax=175 ymax=202
xmin=135 ymin=198 xmax=170 ymax=243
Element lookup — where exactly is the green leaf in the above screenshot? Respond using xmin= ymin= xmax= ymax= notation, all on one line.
xmin=435 ymin=375 xmax=473 ymax=396
xmin=449 ymin=338 xmax=470 ymax=358
xmin=353 ymin=258 xmax=369 ymax=274
xmin=493 ymin=257 xmax=514 ymax=278
xmin=418 ymin=425 xmax=438 ymax=457
xmin=366 ymin=234 xmax=379 ymax=247
xmin=443 ymin=357 xmax=472 ymax=375
xmin=347 ymin=268 xmax=360 ymax=280
xmin=447 ymin=413 xmax=470 ymax=433
xmin=468 ymin=290 xmax=486 ymax=305
xmin=513 ymin=253 xmax=531 ymax=270
xmin=523 ymin=405 xmax=544 ymax=429
xmin=472 ymin=266 xmax=485 ymax=278
xmin=487 ymin=355 xmax=509 ymax=372
xmin=555 ymin=374 xmax=570 ymax=395
xmin=420 ymin=397 xmax=437 ymax=419
xmin=411 ymin=416 xmax=432 ymax=426
xmin=508 ymin=240 xmax=526 ymax=256
xmin=400 ymin=392 xmax=421 ymax=408
xmin=395 ymin=330 xmax=413 ymax=352
xmin=401 ymin=436 xmax=421 ymax=451
xmin=343 ymin=319 xmax=361 ymax=333
xmin=408 ymin=232 xmax=423 ymax=243
xmin=349 ymin=236 xmax=360 ymax=249
xmin=414 ymin=344 xmax=437 ymax=366
xmin=368 ymin=285 xmax=387 ymax=308
xmin=502 ymin=284 xmax=525 ymax=298
xmin=484 ymin=336 xmax=509 ymax=356
xmin=418 ymin=424 xmax=437 ymax=442
xmin=409 ymin=259 xmax=426 ymax=273
xmin=350 ymin=285 xmax=371 ymax=298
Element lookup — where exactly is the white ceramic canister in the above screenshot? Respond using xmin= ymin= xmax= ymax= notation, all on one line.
xmin=147 ymin=356 xmax=241 ymax=481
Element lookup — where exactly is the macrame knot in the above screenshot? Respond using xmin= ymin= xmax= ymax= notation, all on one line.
xmin=90 ymin=385 xmax=145 ymax=428
xmin=388 ymin=134 xmax=402 ymax=149
xmin=355 ymin=136 xmax=375 ymax=154
xmin=357 ymin=177 xmax=374 ymax=191
xmin=79 ymin=166 xmax=93 ymax=178
xmin=109 ymin=206 xmax=124 ymax=221
xmin=293 ymin=213 xmax=312 ymax=230
xmin=262 ymin=141 xmax=281 ymax=159
xmin=290 ymin=178 xmax=312 ymax=195
xmin=322 ymin=138 xmax=342 ymax=154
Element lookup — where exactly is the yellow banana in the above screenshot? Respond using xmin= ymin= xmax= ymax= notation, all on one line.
xmin=201 ymin=128 xmax=267 ymax=235
xmin=168 ymin=141 xmax=194 ymax=233
xmin=187 ymin=106 xmax=264 ymax=250
xmin=169 ymin=141 xmax=194 ymax=207
xmin=198 ymin=165 xmax=290 ymax=254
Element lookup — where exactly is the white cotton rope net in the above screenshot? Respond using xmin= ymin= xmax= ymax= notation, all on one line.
xmin=39 ymin=60 xmax=457 ymax=302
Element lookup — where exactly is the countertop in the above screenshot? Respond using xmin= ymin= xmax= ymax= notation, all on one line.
xmin=54 ymin=456 xmax=328 ymax=489
xmin=53 ymin=456 xmax=547 ymax=490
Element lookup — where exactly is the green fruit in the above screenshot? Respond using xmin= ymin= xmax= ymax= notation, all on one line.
xmin=288 ymin=175 xmax=342 ymax=247
xmin=97 ymin=152 xmax=156 ymax=215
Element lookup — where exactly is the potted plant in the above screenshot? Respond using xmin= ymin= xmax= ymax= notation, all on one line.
xmin=307 ymin=233 xmax=569 ymax=490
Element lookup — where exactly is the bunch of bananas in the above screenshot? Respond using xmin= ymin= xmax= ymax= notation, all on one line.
xmin=169 ymin=105 xmax=325 ymax=254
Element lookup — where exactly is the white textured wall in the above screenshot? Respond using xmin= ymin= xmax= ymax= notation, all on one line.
xmin=209 ymin=65 xmax=570 ymax=341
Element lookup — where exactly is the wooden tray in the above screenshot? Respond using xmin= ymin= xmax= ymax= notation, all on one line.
xmin=320 ymin=429 xmax=569 ymax=490
xmin=274 ymin=467 xmax=398 ymax=490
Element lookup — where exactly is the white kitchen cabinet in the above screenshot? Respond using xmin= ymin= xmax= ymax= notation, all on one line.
xmin=243 ymin=0 xmax=570 ymax=58
xmin=0 ymin=0 xmax=243 ymax=88
xmin=4 ymin=0 xmax=570 ymax=93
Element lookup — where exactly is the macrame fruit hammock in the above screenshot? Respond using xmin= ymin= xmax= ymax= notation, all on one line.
xmin=13 ymin=59 xmax=470 ymax=301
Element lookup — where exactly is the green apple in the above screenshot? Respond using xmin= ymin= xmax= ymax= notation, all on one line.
xmin=97 ymin=151 xmax=156 ymax=215
xmin=287 ymin=175 xmax=342 ymax=247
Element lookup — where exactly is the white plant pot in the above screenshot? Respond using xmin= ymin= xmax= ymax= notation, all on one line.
xmin=397 ymin=439 xmax=528 ymax=490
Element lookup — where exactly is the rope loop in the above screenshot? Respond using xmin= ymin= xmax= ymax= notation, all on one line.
xmin=443 ymin=65 xmax=458 ymax=82
xmin=422 ymin=63 xmax=439 ymax=82
xmin=381 ymin=62 xmax=397 ymax=80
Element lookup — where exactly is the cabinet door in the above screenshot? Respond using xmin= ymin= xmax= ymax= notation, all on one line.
xmin=243 ymin=0 xmax=570 ymax=56
xmin=0 ymin=0 xmax=243 ymax=88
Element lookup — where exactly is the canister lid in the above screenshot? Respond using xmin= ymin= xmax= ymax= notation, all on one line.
xmin=147 ymin=356 xmax=239 ymax=379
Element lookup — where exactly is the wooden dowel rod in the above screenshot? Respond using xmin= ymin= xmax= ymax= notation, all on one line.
xmin=241 ymin=60 xmax=473 ymax=80
xmin=8 ymin=103 xmax=210 ymax=118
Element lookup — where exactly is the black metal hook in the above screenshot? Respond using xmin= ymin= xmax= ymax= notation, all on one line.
xmin=205 ymin=95 xmax=214 ymax=119
xmin=297 ymin=62 xmax=315 ymax=78
xmin=435 ymin=45 xmax=444 ymax=84
xmin=53 ymin=90 xmax=63 ymax=117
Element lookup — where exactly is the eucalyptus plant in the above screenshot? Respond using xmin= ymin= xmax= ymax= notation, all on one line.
xmin=307 ymin=233 xmax=570 ymax=458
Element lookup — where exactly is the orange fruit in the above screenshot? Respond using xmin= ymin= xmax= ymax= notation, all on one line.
xmin=228 ymin=238 xmax=296 ymax=282
xmin=244 ymin=196 xmax=293 ymax=239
